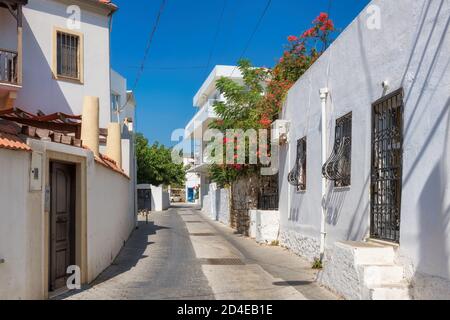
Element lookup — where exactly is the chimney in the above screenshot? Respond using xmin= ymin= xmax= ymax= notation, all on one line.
xmin=106 ymin=122 xmax=122 ymax=168
xmin=81 ymin=96 xmax=100 ymax=157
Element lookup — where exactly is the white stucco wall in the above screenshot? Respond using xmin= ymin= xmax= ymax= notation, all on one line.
xmin=249 ymin=210 xmax=280 ymax=244
xmin=87 ymin=163 xmax=134 ymax=282
xmin=0 ymin=149 xmax=43 ymax=300
xmin=149 ymin=185 xmax=170 ymax=212
xmin=2 ymin=0 xmax=112 ymax=127
xmin=279 ymin=0 xmax=450 ymax=293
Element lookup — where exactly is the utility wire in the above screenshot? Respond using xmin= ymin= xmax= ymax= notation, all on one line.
xmin=204 ymin=0 xmax=228 ymax=77
xmin=118 ymin=0 xmax=167 ymax=113
xmin=231 ymin=0 xmax=272 ymax=75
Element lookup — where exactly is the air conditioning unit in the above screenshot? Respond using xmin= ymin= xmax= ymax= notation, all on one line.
xmin=271 ymin=120 xmax=290 ymax=145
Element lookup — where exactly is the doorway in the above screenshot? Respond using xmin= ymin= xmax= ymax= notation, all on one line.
xmin=370 ymin=89 xmax=404 ymax=243
xmin=49 ymin=161 xmax=76 ymax=291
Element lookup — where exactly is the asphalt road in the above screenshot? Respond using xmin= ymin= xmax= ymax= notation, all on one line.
xmin=61 ymin=204 xmax=337 ymax=300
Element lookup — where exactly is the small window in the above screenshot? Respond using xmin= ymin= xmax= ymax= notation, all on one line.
xmin=54 ymin=29 xmax=83 ymax=82
xmin=323 ymin=112 xmax=352 ymax=187
xmin=288 ymin=137 xmax=307 ymax=191
xmin=111 ymin=93 xmax=121 ymax=121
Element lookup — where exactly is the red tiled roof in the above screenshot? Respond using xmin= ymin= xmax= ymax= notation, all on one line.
xmin=95 ymin=153 xmax=129 ymax=179
xmin=0 ymin=131 xmax=31 ymax=152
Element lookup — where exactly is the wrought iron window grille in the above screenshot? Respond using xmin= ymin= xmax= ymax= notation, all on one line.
xmin=322 ymin=113 xmax=352 ymax=187
xmin=288 ymin=137 xmax=307 ymax=191
xmin=370 ymin=88 xmax=404 ymax=243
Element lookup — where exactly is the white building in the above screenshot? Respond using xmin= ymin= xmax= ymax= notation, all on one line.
xmin=110 ymin=69 xmax=137 ymax=224
xmin=278 ymin=0 xmax=450 ymax=299
xmin=184 ymin=65 xmax=243 ymax=206
xmin=0 ymin=0 xmax=137 ymax=300
xmin=0 ymin=0 xmax=114 ymax=128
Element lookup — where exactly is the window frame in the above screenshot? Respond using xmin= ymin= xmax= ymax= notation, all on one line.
xmin=333 ymin=112 xmax=352 ymax=188
xmin=295 ymin=137 xmax=307 ymax=192
xmin=53 ymin=27 xmax=84 ymax=84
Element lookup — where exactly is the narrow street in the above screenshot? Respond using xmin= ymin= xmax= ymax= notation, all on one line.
xmin=60 ymin=204 xmax=337 ymax=300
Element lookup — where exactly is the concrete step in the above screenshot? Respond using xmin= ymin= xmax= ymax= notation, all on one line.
xmin=369 ymin=283 xmax=411 ymax=300
xmin=353 ymin=245 xmax=396 ymax=266
xmin=363 ymin=265 xmax=405 ymax=287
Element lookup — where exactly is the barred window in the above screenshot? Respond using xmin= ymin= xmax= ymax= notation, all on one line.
xmin=56 ymin=30 xmax=81 ymax=80
xmin=322 ymin=112 xmax=352 ymax=187
xmin=288 ymin=137 xmax=307 ymax=191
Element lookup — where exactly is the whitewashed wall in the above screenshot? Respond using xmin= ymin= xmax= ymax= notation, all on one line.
xmin=3 ymin=0 xmax=112 ymax=127
xmin=279 ymin=0 xmax=450 ymax=296
xmin=0 ymin=149 xmax=43 ymax=300
xmin=87 ymin=163 xmax=134 ymax=282
xmin=201 ymin=184 xmax=230 ymax=225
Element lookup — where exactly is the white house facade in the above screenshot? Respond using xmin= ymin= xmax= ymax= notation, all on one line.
xmin=0 ymin=0 xmax=138 ymax=300
xmin=185 ymin=65 xmax=243 ymax=207
xmin=0 ymin=0 xmax=114 ymax=128
xmin=278 ymin=0 xmax=450 ymax=299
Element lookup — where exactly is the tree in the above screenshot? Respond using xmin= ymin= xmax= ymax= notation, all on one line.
xmin=136 ymin=133 xmax=186 ymax=186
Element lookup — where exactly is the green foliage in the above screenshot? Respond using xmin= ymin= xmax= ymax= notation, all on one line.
xmin=136 ymin=133 xmax=186 ymax=186
xmin=312 ymin=258 xmax=323 ymax=269
xmin=209 ymin=59 xmax=270 ymax=132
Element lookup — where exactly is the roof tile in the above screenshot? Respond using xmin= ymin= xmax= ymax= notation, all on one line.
xmin=0 ymin=131 xmax=31 ymax=152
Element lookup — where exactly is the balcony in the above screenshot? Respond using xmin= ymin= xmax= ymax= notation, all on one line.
xmin=0 ymin=0 xmax=26 ymax=109
xmin=0 ymin=49 xmax=18 ymax=86
xmin=185 ymin=99 xmax=221 ymax=140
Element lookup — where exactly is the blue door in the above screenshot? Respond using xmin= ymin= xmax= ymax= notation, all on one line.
xmin=187 ymin=188 xmax=194 ymax=202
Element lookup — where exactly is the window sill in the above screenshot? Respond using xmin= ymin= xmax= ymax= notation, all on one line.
xmin=53 ymin=74 xmax=84 ymax=85
xmin=333 ymin=186 xmax=351 ymax=192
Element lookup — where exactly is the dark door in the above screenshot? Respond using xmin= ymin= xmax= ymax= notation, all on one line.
xmin=50 ymin=162 xmax=75 ymax=291
xmin=370 ymin=89 xmax=404 ymax=243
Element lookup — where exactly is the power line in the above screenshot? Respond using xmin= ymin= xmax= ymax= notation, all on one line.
xmin=132 ymin=0 xmax=167 ymax=91
xmin=118 ymin=0 xmax=167 ymax=114
xmin=231 ymin=0 xmax=272 ymax=75
xmin=205 ymin=0 xmax=228 ymax=76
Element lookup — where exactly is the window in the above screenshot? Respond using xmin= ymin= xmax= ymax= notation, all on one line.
xmin=54 ymin=28 xmax=83 ymax=82
xmin=323 ymin=112 xmax=352 ymax=187
xmin=288 ymin=137 xmax=307 ymax=191
xmin=111 ymin=93 xmax=121 ymax=122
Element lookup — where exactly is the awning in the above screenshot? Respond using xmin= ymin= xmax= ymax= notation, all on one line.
xmin=187 ymin=163 xmax=210 ymax=174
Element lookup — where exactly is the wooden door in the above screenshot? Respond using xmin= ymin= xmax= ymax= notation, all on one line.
xmin=50 ymin=162 xmax=75 ymax=291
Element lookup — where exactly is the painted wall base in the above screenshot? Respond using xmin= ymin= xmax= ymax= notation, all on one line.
xmin=318 ymin=241 xmax=411 ymax=300
xmin=249 ymin=210 xmax=279 ymax=244
xmin=279 ymin=230 xmax=320 ymax=262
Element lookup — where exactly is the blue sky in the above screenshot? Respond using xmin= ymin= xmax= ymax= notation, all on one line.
xmin=110 ymin=0 xmax=370 ymax=146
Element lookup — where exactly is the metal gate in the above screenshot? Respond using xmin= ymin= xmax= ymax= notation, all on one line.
xmin=370 ymin=89 xmax=404 ymax=243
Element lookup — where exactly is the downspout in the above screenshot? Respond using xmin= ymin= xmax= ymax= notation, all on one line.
xmin=319 ymin=88 xmax=329 ymax=261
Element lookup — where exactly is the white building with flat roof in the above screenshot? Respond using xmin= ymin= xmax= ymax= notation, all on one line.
xmin=184 ymin=65 xmax=243 ymax=207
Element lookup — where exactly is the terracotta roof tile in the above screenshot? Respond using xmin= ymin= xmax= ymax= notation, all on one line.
xmin=0 ymin=131 xmax=31 ymax=152
xmin=95 ymin=153 xmax=129 ymax=179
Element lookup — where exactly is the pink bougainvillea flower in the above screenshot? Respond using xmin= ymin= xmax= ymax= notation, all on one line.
xmin=288 ymin=35 xmax=298 ymax=42
xmin=259 ymin=117 xmax=272 ymax=127
xmin=320 ymin=19 xmax=334 ymax=31
xmin=314 ymin=12 xmax=329 ymax=23
xmin=302 ymin=27 xmax=317 ymax=38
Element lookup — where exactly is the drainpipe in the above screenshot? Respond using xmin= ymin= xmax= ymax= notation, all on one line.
xmin=319 ymin=88 xmax=329 ymax=261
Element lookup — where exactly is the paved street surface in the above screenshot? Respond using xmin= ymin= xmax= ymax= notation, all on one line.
xmin=61 ymin=204 xmax=337 ymax=300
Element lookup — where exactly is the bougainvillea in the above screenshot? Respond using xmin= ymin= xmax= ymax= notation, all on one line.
xmin=208 ymin=13 xmax=335 ymax=186
xmin=256 ymin=12 xmax=335 ymax=123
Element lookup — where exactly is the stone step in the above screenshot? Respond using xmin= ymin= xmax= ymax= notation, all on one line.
xmin=363 ymin=265 xmax=405 ymax=287
xmin=353 ymin=245 xmax=396 ymax=266
xmin=369 ymin=284 xmax=411 ymax=300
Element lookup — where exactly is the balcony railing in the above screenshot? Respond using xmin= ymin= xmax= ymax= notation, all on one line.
xmin=0 ymin=49 xmax=18 ymax=85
